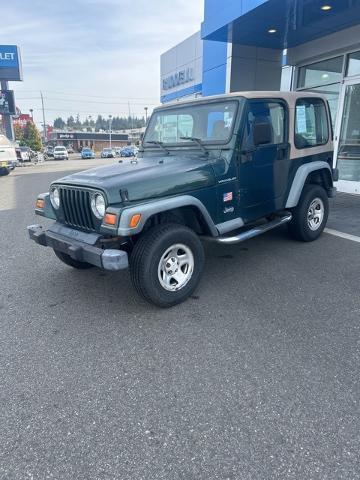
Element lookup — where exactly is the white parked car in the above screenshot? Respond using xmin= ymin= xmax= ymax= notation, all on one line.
xmin=0 ymin=134 xmax=17 ymax=176
xmin=53 ymin=146 xmax=69 ymax=160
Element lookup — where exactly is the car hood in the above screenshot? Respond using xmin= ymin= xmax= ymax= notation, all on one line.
xmin=54 ymin=154 xmax=216 ymax=203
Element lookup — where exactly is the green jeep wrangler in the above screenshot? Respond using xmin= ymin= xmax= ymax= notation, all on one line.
xmin=28 ymin=92 xmax=337 ymax=307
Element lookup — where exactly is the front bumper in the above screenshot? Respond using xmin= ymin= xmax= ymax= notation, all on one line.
xmin=27 ymin=223 xmax=129 ymax=271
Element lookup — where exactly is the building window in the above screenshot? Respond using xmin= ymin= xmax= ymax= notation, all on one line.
xmin=337 ymin=83 xmax=360 ymax=182
xmin=304 ymin=83 xmax=340 ymax=129
xmin=347 ymin=51 xmax=360 ymax=77
xmin=298 ymin=57 xmax=343 ymax=88
xmin=297 ymin=56 xmax=343 ymax=128
xmin=295 ymin=98 xmax=329 ymax=149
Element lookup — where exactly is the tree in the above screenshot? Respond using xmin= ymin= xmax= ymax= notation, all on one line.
xmin=95 ymin=115 xmax=105 ymax=132
xmin=54 ymin=117 xmax=66 ymax=129
xmin=14 ymin=124 xmax=24 ymax=144
xmin=22 ymin=121 xmax=42 ymax=151
xmin=67 ymin=116 xmax=75 ymax=128
xmin=75 ymin=114 xmax=82 ymax=130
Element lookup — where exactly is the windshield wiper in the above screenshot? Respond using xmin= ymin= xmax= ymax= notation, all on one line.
xmin=145 ymin=141 xmax=170 ymax=155
xmin=180 ymin=136 xmax=208 ymax=155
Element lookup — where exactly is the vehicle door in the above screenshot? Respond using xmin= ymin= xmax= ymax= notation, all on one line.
xmin=237 ymin=99 xmax=290 ymax=221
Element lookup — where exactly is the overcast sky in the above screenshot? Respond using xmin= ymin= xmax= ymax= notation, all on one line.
xmin=1 ymin=0 xmax=204 ymax=127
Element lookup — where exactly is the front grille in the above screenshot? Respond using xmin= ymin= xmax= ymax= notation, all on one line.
xmin=59 ymin=187 xmax=95 ymax=231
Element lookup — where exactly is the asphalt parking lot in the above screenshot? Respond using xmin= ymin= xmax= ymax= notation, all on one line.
xmin=1 ymin=160 xmax=359 ymax=480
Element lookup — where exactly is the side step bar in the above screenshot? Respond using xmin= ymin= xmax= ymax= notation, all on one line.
xmin=207 ymin=213 xmax=292 ymax=245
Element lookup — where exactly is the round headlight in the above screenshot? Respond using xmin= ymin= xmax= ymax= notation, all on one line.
xmin=91 ymin=193 xmax=106 ymax=219
xmin=50 ymin=187 xmax=60 ymax=209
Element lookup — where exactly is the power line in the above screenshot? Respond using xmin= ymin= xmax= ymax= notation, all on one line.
xmin=15 ymin=89 xmax=159 ymax=101
xmin=16 ymin=96 xmax=158 ymax=106
xmin=31 ymin=107 xmax=147 ymax=116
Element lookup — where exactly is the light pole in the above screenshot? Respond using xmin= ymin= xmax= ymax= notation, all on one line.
xmin=29 ymin=109 xmax=34 ymax=121
xmin=144 ymin=107 xmax=148 ymax=124
xmin=108 ymin=115 xmax=112 ymax=149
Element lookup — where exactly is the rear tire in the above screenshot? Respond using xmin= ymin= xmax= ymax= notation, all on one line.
xmin=53 ymin=249 xmax=93 ymax=269
xmin=130 ymin=223 xmax=205 ymax=308
xmin=288 ymin=184 xmax=329 ymax=242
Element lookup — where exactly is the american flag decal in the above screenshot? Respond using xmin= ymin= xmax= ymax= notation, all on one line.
xmin=223 ymin=191 xmax=233 ymax=202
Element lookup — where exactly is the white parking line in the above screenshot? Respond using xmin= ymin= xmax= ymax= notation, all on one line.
xmin=324 ymin=228 xmax=360 ymax=243
xmin=0 ymin=175 xmax=16 ymax=211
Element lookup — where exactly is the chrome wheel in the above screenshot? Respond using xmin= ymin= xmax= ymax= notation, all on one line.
xmin=307 ymin=197 xmax=324 ymax=231
xmin=158 ymin=243 xmax=194 ymax=292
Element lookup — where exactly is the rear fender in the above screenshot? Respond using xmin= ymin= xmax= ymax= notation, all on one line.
xmin=286 ymin=162 xmax=333 ymax=208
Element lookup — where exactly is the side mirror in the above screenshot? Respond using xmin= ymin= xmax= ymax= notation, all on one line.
xmin=253 ymin=122 xmax=272 ymax=146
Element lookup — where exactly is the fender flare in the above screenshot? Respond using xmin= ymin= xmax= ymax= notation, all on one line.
xmin=116 ymin=195 xmax=219 ymax=237
xmin=285 ymin=161 xmax=332 ymax=209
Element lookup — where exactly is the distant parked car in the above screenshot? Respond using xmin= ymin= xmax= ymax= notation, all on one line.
xmin=0 ymin=134 xmax=17 ymax=175
xmin=66 ymin=146 xmax=75 ymax=154
xmin=16 ymin=146 xmax=31 ymax=162
xmin=81 ymin=147 xmax=95 ymax=159
xmin=114 ymin=148 xmax=122 ymax=156
xmin=120 ymin=146 xmax=138 ymax=157
xmin=45 ymin=146 xmax=54 ymax=157
xmin=101 ymin=147 xmax=115 ymax=158
xmin=53 ymin=146 xmax=69 ymax=160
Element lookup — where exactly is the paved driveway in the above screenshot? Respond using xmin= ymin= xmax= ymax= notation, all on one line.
xmin=0 ymin=164 xmax=359 ymax=480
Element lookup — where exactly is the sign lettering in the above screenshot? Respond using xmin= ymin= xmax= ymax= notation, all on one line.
xmin=162 ymin=68 xmax=194 ymax=91
xmin=0 ymin=45 xmax=22 ymax=81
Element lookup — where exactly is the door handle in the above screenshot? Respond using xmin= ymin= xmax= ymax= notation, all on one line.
xmin=276 ymin=143 xmax=290 ymax=160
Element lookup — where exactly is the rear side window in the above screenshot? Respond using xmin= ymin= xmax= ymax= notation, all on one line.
xmin=295 ymin=98 xmax=329 ymax=149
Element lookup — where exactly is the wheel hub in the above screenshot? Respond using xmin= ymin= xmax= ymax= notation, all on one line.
xmin=158 ymin=244 xmax=194 ymax=292
xmin=165 ymin=257 xmax=179 ymax=275
xmin=307 ymin=197 xmax=325 ymax=231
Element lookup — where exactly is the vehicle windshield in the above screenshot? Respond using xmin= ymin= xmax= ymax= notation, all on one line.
xmin=103 ymin=148 xmax=112 ymax=152
xmin=144 ymin=100 xmax=241 ymax=146
xmin=55 ymin=147 xmax=66 ymax=151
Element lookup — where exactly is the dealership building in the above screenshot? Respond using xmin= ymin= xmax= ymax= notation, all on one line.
xmin=161 ymin=0 xmax=360 ymax=194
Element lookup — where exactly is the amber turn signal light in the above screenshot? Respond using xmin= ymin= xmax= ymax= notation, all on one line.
xmin=36 ymin=198 xmax=45 ymax=209
xmin=129 ymin=213 xmax=141 ymax=228
xmin=104 ymin=213 xmax=117 ymax=226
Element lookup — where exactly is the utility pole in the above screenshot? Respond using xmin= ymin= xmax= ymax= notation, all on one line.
xmin=108 ymin=115 xmax=112 ymax=148
xmin=144 ymin=107 xmax=148 ymax=124
xmin=1 ymin=80 xmax=14 ymax=141
xmin=128 ymin=102 xmax=134 ymax=144
xmin=29 ymin=108 xmax=34 ymax=121
xmin=40 ymin=91 xmax=46 ymax=142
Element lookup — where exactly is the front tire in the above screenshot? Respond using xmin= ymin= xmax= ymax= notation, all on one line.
xmin=130 ymin=223 xmax=205 ymax=308
xmin=53 ymin=249 xmax=94 ymax=269
xmin=288 ymin=184 xmax=329 ymax=242
xmin=0 ymin=167 xmax=10 ymax=176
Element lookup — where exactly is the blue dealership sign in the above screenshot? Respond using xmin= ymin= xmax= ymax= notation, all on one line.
xmin=0 ymin=45 xmax=22 ymax=81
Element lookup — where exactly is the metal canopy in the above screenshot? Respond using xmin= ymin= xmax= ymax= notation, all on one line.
xmin=201 ymin=0 xmax=360 ymax=49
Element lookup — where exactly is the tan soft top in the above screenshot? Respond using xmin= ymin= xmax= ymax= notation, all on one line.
xmin=155 ymin=91 xmax=333 ymax=160
xmin=158 ymin=91 xmax=327 ymax=110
